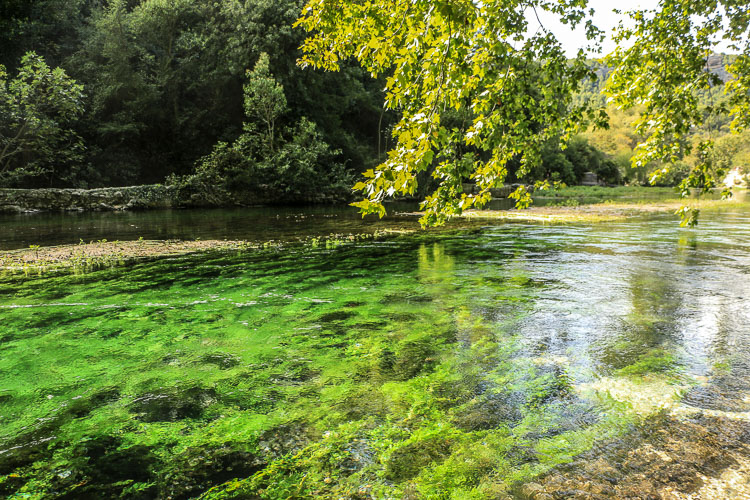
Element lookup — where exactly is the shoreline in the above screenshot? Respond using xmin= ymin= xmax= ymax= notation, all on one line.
xmin=460 ymin=198 xmax=744 ymax=223
xmin=0 ymin=239 xmax=255 ymax=273
xmin=1 ymin=198 xmax=743 ymax=273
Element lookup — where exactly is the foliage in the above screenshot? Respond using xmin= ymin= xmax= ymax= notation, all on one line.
xmin=0 ymin=0 xmax=387 ymax=189
xmin=172 ymin=54 xmax=353 ymax=205
xmin=68 ymin=0 xmax=213 ymax=184
xmin=606 ymin=0 xmax=749 ymax=224
xmin=296 ymin=0 xmax=608 ymax=226
xmin=4 ymin=0 xmax=749 ymax=211
xmin=52 ymin=0 xmax=384 ymax=187
xmin=0 ymin=0 xmax=86 ymax=70
xmin=0 ymin=52 xmax=84 ymax=187
xmin=245 ymin=53 xmax=288 ymax=153
xmin=523 ymin=137 xmax=621 ymax=186
xmin=297 ymin=0 xmax=750 ymax=225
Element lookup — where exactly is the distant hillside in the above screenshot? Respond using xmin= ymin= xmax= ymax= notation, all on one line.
xmin=707 ymin=53 xmax=735 ymax=82
xmin=576 ymin=53 xmax=736 ymax=104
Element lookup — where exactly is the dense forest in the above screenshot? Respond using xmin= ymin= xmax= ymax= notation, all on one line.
xmin=0 ymin=0 xmax=387 ymax=200
xmin=1 ymin=0 xmax=748 ymax=201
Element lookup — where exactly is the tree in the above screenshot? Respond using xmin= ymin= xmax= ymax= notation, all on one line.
xmin=244 ymin=53 xmax=288 ymax=152
xmin=69 ymin=0 xmax=203 ymax=184
xmin=173 ymin=52 xmax=352 ymax=205
xmin=0 ymin=0 xmax=86 ymax=71
xmin=58 ymin=0 xmax=385 ymax=187
xmin=296 ymin=0 xmax=750 ymax=226
xmin=530 ymin=136 xmax=621 ymax=186
xmin=606 ymin=1 xmax=749 ymax=224
xmin=0 ymin=52 xmax=85 ymax=187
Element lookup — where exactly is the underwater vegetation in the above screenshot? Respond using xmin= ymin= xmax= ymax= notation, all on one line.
xmin=2 ymin=213 xmax=750 ymax=498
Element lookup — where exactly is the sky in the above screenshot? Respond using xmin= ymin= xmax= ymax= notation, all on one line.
xmin=526 ymin=0 xmax=734 ymax=58
xmin=526 ymin=0 xmax=648 ymax=57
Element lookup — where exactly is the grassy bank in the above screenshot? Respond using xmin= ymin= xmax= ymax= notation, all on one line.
xmin=532 ymin=185 xmax=678 ymax=199
xmin=463 ymin=197 xmax=746 ymax=224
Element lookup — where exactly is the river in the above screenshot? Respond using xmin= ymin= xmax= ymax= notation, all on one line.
xmin=1 ymin=205 xmax=749 ymax=498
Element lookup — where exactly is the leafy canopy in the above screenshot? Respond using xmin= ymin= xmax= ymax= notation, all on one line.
xmin=606 ymin=0 xmax=750 ymax=225
xmin=296 ymin=0 xmax=750 ymax=226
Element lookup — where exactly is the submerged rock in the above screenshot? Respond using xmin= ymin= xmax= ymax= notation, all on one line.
xmin=318 ymin=310 xmax=356 ymax=323
xmin=522 ymin=413 xmax=750 ymax=499
xmin=256 ymin=422 xmax=314 ymax=459
xmin=74 ymin=435 xmax=155 ymax=483
xmin=681 ymin=376 xmax=750 ymax=413
xmin=160 ymin=447 xmax=264 ymax=500
xmin=129 ymin=387 xmax=217 ymax=422
xmin=384 ymin=435 xmax=454 ymax=482
xmin=0 ymin=388 xmax=121 ymax=476
xmin=452 ymin=393 xmax=524 ymax=430
xmin=200 ymin=352 xmax=241 ymax=369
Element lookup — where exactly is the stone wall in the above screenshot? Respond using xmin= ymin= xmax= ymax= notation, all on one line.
xmin=0 ymin=185 xmax=176 ymax=214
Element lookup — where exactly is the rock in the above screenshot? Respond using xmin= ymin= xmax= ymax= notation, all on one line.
xmin=519 ymin=482 xmax=545 ymax=499
xmin=129 ymin=387 xmax=218 ymax=422
xmin=0 ymin=205 xmax=22 ymax=214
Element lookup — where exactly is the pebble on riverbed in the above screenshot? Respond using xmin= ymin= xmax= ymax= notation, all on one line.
xmin=520 ymin=413 xmax=750 ymax=499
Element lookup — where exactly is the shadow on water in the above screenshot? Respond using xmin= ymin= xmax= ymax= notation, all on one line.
xmin=0 ymin=203 xmax=423 ymax=250
xmin=1 ymin=208 xmax=750 ymax=498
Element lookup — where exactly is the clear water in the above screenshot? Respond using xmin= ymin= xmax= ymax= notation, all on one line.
xmin=0 ymin=204 xmax=424 ymax=251
xmin=1 ymin=209 xmax=750 ymax=498
xmin=0 ymin=188 xmax=711 ymax=251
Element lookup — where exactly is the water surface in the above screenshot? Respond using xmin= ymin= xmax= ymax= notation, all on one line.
xmin=1 ymin=210 xmax=749 ymax=498
xmin=0 ymin=204 xmax=422 ymax=250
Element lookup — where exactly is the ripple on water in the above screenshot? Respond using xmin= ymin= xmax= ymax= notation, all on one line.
xmin=2 ymin=211 xmax=750 ymax=497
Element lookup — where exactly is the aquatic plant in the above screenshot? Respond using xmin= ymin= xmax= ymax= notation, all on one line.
xmin=3 ymin=213 xmax=748 ymax=498
xmin=616 ymin=350 xmax=678 ymax=377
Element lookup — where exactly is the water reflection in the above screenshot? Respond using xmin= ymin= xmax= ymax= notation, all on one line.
xmin=402 ymin=214 xmax=750 ymax=428
xmin=0 ymin=203 xmax=423 ymax=250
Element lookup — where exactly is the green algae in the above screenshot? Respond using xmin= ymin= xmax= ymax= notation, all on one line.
xmin=616 ymin=350 xmax=678 ymax=377
xmin=2 ymin=213 xmax=750 ymax=498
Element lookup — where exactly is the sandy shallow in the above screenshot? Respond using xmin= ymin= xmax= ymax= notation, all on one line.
xmin=0 ymin=239 xmax=255 ymax=271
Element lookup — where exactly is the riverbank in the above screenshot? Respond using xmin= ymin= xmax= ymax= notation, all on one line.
xmin=0 ymin=185 xmax=176 ymax=213
xmin=2 ymin=196 xmax=745 ymax=272
xmin=462 ymin=197 xmax=745 ymax=223
xmin=0 ymin=239 xmax=249 ymax=272
xmin=0 ymin=183 xmax=338 ymax=213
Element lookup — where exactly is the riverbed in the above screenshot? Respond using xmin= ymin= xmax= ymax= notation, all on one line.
xmin=1 ymin=203 xmax=749 ymax=498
